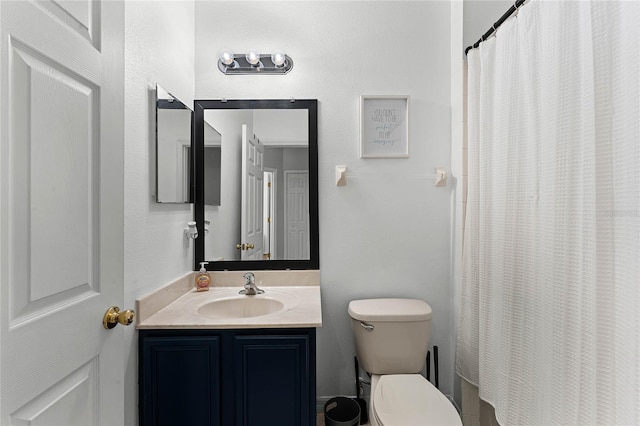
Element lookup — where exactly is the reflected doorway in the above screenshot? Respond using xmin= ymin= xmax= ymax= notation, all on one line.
xmin=263 ymin=170 xmax=276 ymax=260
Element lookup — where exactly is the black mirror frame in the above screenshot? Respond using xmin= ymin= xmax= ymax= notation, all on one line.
xmin=193 ymin=99 xmax=319 ymax=271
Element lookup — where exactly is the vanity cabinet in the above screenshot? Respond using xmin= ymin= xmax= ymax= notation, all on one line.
xmin=139 ymin=328 xmax=316 ymax=426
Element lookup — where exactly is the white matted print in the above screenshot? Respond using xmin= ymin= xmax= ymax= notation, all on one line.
xmin=360 ymin=95 xmax=409 ymax=158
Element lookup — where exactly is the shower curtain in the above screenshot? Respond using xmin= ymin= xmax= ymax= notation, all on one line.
xmin=457 ymin=1 xmax=640 ymax=424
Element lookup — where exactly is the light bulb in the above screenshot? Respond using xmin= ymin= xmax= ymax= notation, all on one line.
xmin=271 ymin=51 xmax=286 ymax=67
xmin=219 ymin=49 xmax=234 ymax=66
xmin=246 ymin=50 xmax=260 ymax=66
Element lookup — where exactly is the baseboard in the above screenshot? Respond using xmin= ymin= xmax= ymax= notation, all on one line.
xmin=448 ymin=394 xmax=461 ymax=414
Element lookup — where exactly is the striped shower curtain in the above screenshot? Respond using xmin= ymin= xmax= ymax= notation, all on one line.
xmin=457 ymin=1 xmax=640 ymax=424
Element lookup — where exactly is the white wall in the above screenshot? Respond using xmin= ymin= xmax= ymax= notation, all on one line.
xmin=451 ymin=0 xmax=466 ymax=412
xmin=123 ymin=1 xmax=195 ymax=424
xmin=195 ymin=0 xmax=455 ymax=399
xmin=463 ymin=0 xmax=514 ymax=50
xmin=253 ymin=109 xmax=308 ymax=144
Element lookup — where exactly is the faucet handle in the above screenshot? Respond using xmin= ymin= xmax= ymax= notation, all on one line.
xmin=239 ymin=272 xmax=264 ymax=295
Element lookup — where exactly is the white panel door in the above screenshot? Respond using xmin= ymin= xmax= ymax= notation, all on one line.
xmin=284 ymin=172 xmax=309 ymax=259
xmin=0 ymin=1 xmax=124 ymax=425
xmin=262 ymin=170 xmax=276 ymax=260
xmin=240 ymin=125 xmax=264 ymax=260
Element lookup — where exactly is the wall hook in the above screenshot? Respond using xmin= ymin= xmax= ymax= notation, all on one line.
xmin=336 ymin=165 xmax=348 ymax=186
xmin=434 ymin=167 xmax=448 ymax=187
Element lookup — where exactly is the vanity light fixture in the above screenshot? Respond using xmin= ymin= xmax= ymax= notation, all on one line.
xmin=271 ymin=50 xmax=286 ymax=67
xmin=217 ymin=50 xmax=293 ymax=75
xmin=245 ymin=50 xmax=261 ymax=66
xmin=219 ymin=49 xmax=235 ymax=66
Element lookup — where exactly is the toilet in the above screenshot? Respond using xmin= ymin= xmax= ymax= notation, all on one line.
xmin=349 ymin=298 xmax=462 ymax=426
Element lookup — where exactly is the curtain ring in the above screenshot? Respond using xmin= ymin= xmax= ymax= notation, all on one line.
xmin=513 ymin=0 xmax=520 ymax=17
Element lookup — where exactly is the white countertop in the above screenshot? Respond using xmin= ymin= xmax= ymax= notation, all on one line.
xmin=136 ymin=270 xmax=322 ymax=329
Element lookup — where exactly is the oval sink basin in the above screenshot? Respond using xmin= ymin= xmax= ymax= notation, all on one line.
xmin=197 ymin=297 xmax=285 ymax=319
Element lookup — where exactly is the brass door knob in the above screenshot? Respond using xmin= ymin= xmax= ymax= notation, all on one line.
xmin=103 ymin=306 xmax=135 ymax=329
xmin=236 ymin=243 xmax=254 ymax=250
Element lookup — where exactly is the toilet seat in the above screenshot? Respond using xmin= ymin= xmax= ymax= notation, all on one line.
xmin=373 ymin=374 xmax=461 ymax=426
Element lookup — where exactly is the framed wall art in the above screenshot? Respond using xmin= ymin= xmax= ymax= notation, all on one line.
xmin=360 ymin=95 xmax=409 ymax=158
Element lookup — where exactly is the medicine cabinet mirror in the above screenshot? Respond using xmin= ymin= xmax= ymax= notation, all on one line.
xmin=194 ymin=99 xmax=318 ymax=271
xmin=155 ymin=84 xmax=222 ymax=205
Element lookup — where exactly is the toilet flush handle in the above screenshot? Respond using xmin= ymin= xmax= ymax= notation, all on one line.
xmin=360 ymin=322 xmax=374 ymax=331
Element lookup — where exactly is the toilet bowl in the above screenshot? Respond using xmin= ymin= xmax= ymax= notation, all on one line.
xmin=348 ymin=298 xmax=462 ymax=426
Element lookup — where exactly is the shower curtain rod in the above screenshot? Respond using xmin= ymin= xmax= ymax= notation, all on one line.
xmin=465 ymin=0 xmax=526 ymax=55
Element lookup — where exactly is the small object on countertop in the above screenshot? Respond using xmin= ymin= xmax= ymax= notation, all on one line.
xmin=195 ymin=262 xmax=210 ymax=292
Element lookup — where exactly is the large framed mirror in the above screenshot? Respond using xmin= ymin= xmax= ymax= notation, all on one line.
xmin=194 ymin=99 xmax=318 ymax=271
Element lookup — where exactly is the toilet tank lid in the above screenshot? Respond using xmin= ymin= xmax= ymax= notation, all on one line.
xmin=348 ymin=298 xmax=432 ymax=321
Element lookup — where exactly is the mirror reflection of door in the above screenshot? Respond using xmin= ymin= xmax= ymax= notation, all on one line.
xmin=285 ymin=171 xmax=310 ymax=259
xmin=263 ymin=170 xmax=276 ymax=260
xmin=240 ymin=125 xmax=264 ymax=260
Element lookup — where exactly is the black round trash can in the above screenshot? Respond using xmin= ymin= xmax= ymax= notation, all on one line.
xmin=324 ymin=396 xmax=360 ymax=426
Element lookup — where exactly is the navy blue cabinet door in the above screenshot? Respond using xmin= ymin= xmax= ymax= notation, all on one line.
xmin=139 ymin=328 xmax=316 ymax=426
xmin=140 ymin=335 xmax=221 ymax=426
xmin=233 ymin=334 xmax=315 ymax=426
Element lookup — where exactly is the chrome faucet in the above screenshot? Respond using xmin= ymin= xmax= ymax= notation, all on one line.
xmin=240 ymin=272 xmax=264 ymax=295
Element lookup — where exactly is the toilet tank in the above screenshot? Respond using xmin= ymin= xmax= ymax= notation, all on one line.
xmin=348 ymin=298 xmax=432 ymax=375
